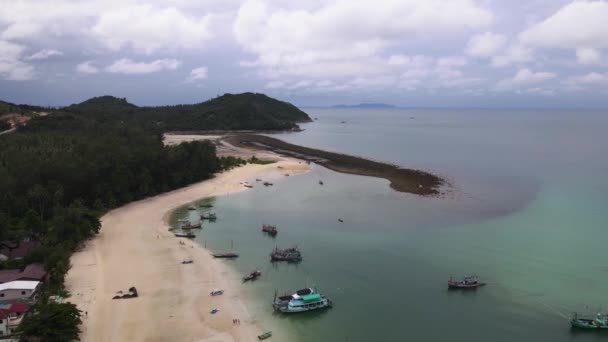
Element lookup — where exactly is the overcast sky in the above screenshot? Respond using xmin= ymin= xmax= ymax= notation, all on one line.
xmin=1 ymin=0 xmax=608 ymax=107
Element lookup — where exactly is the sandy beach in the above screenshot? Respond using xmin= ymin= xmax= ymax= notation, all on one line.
xmin=65 ymin=160 xmax=309 ymax=341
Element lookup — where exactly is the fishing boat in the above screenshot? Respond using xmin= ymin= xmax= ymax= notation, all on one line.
xmin=262 ymin=224 xmax=278 ymax=237
xmin=174 ymin=232 xmax=196 ymax=238
xmin=243 ymin=270 xmax=261 ymax=282
xmin=212 ymin=252 xmax=239 ymax=258
xmin=447 ymin=275 xmax=486 ymax=289
xmin=181 ymin=259 xmax=193 ymax=264
xmin=256 ymin=179 xmax=262 ymax=182
xmin=258 ymin=331 xmax=272 ymax=340
xmin=270 ymin=246 xmax=302 ymax=262
xmin=181 ymin=222 xmax=202 ymax=229
xmin=273 ymin=288 xmax=332 ymax=313
xmin=187 ymin=206 xmax=196 ymax=210
xmin=244 ymin=184 xmax=254 ymax=188
xmin=319 ymin=180 xmax=324 ymax=185
xmin=200 ymin=204 xmax=213 ymax=208
xmin=201 ymin=213 xmax=217 ymax=220
xmin=263 ymin=182 xmax=274 ymax=186
xmin=571 ymin=312 xmax=608 ymax=329
xmin=338 ymin=218 xmax=344 ymax=223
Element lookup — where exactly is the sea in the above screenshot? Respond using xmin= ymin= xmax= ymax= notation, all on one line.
xmin=171 ymin=108 xmax=608 ymax=341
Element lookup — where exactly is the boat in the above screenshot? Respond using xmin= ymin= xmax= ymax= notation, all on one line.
xmin=256 ymin=179 xmax=262 ymax=182
xmin=243 ymin=269 xmax=262 ymax=282
xmin=338 ymin=218 xmax=343 ymax=223
xmin=200 ymin=204 xmax=213 ymax=208
xmin=258 ymin=331 xmax=272 ymax=340
xmin=319 ymin=180 xmax=324 ymax=185
xmin=181 ymin=259 xmax=193 ymax=264
xmin=273 ymin=288 xmax=332 ymax=313
xmin=270 ymin=246 xmax=302 ymax=262
xmin=571 ymin=312 xmax=608 ymax=329
xmin=447 ymin=275 xmax=486 ymax=289
xmin=262 ymin=224 xmax=278 ymax=237
xmin=177 ymin=218 xmax=190 ymax=222
xmin=201 ymin=213 xmax=217 ymax=220
xmin=174 ymin=232 xmax=196 ymax=238
xmin=187 ymin=206 xmax=196 ymax=210
xmin=244 ymin=184 xmax=254 ymax=188
xmin=263 ymin=182 xmax=274 ymax=186
xmin=212 ymin=252 xmax=239 ymax=258
xmin=181 ymin=222 xmax=202 ymax=229
xmin=210 ymin=289 xmax=224 ymax=296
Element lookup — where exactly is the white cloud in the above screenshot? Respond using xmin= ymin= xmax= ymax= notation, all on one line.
xmin=0 ymin=40 xmax=35 ymax=80
xmin=565 ymin=72 xmax=608 ymax=88
xmin=76 ymin=61 xmax=99 ymax=74
xmin=26 ymin=49 xmax=63 ymax=60
xmin=496 ymin=68 xmax=556 ymax=91
xmin=92 ymin=4 xmax=212 ymax=54
xmin=437 ymin=56 xmax=467 ymax=68
xmin=234 ymin=0 xmax=492 ymax=82
xmin=466 ymin=32 xmax=506 ymax=57
xmin=187 ymin=66 xmax=208 ymax=82
xmin=576 ymin=48 xmax=601 ymax=65
xmin=105 ymin=59 xmax=181 ymax=74
xmin=520 ymin=1 xmax=608 ymax=49
xmin=491 ymin=45 xmax=533 ymax=67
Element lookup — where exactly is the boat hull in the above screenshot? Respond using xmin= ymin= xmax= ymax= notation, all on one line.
xmin=274 ymin=298 xmax=332 ymax=313
xmin=571 ymin=319 xmax=608 ymax=329
xmin=448 ymin=282 xmax=486 ymax=289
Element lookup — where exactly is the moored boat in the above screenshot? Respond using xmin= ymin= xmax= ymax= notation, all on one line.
xmin=258 ymin=331 xmax=272 ymax=340
xmin=212 ymin=252 xmax=239 ymax=258
xmin=270 ymin=246 xmax=302 ymax=262
xmin=571 ymin=312 xmax=608 ymax=329
xmin=262 ymin=224 xmax=278 ymax=237
xmin=243 ymin=269 xmax=262 ymax=282
xmin=201 ymin=213 xmax=217 ymax=220
xmin=273 ymin=288 xmax=332 ymax=313
xmin=181 ymin=221 xmax=202 ymax=229
xmin=447 ymin=275 xmax=486 ymax=289
xmin=174 ymin=232 xmax=196 ymax=238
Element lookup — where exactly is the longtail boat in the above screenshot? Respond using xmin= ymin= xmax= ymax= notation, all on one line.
xmin=201 ymin=213 xmax=217 ymax=220
xmin=262 ymin=224 xmax=278 ymax=237
xmin=243 ymin=270 xmax=261 ymax=282
xmin=181 ymin=222 xmax=202 ymax=229
xmin=571 ymin=312 xmax=608 ymax=329
xmin=447 ymin=275 xmax=486 ymax=289
xmin=212 ymin=252 xmax=239 ymax=259
xmin=174 ymin=232 xmax=196 ymax=238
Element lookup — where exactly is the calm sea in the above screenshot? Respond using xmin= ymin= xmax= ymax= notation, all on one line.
xmin=172 ymin=108 xmax=608 ymax=341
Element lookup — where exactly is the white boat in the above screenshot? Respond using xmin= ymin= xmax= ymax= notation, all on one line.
xmin=273 ymin=288 xmax=332 ymax=313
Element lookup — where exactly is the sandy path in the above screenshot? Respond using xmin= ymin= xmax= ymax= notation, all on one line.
xmin=66 ymin=160 xmax=309 ymax=341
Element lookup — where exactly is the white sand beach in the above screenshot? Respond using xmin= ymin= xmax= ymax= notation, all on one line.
xmin=65 ymin=160 xmax=309 ymax=341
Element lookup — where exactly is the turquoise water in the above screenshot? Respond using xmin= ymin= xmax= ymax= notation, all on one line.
xmin=174 ymin=108 xmax=608 ymax=341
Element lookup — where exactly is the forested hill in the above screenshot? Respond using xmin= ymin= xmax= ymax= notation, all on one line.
xmin=63 ymin=92 xmax=312 ymax=131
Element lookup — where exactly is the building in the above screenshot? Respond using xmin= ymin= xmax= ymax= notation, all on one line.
xmin=0 ymin=241 xmax=40 ymax=261
xmin=0 ymin=281 xmax=40 ymax=302
xmin=0 ymin=303 xmax=28 ymax=337
xmin=0 ymin=264 xmax=48 ymax=284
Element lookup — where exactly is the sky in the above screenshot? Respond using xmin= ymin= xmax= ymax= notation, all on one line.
xmin=1 ymin=0 xmax=608 ymax=108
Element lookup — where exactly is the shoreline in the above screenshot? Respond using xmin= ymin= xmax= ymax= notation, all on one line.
xmin=65 ymin=160 xmax=310 ymax=341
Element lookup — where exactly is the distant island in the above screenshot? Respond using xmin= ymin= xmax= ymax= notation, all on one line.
xmin=331 ymin=103 xmax=397 ymax=109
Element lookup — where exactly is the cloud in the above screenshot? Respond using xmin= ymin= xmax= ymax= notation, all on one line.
xmin=496 ymin=68 xmax=556 ymax=91
xmin=466 ymin=32 xmax=506 ymax=57
xmin=234 ymin=0 xmax=492 ymax=81
xmin=491 ymin=45 xmax=532 ymax=67
xmin=576 ymin=48 xmax=601 ymax=65
xmin=187 ymin=66 xmax=208 ymax=82
xmin=437 ymin=56 xmax=468 ymax=68
xmin=564 ymin=72 xmax=608 ymax=89
xmin=26 ymin=49 xmax=63 ymax=60
xmin=519 ymin=1 xmax=608 ymax=50
xmin=0 ymin=40 xmax=35 ymax=80
xmin=76 ymin=61 xmax=99 ymax=74
xmin=105 ymin=59 xmax=181 ymax=74
xmin=92 ymin=4 xmax=212 ymax=54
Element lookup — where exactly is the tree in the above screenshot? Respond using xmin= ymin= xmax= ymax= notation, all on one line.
xmin=17 ymin=303 xmax=82 ymax=341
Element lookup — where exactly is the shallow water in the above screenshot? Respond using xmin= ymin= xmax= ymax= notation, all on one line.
xmin=173 ymin=108 xmax=608 ymax=341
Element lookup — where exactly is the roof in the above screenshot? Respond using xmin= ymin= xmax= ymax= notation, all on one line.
xmin=0 ymin=263 xmax=47 ymax=284
xmin=0 ymin=241 xmax=40 ymax=259
xmin=0 ymin=270 xmax=21 ymax=284
xmin=301 ymin=293 xmax=322 ymax=302
xmin=0 ymin=280 xmax=40 ymax=291
xmin=0 ymin=303 xmax=28 ymax=314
